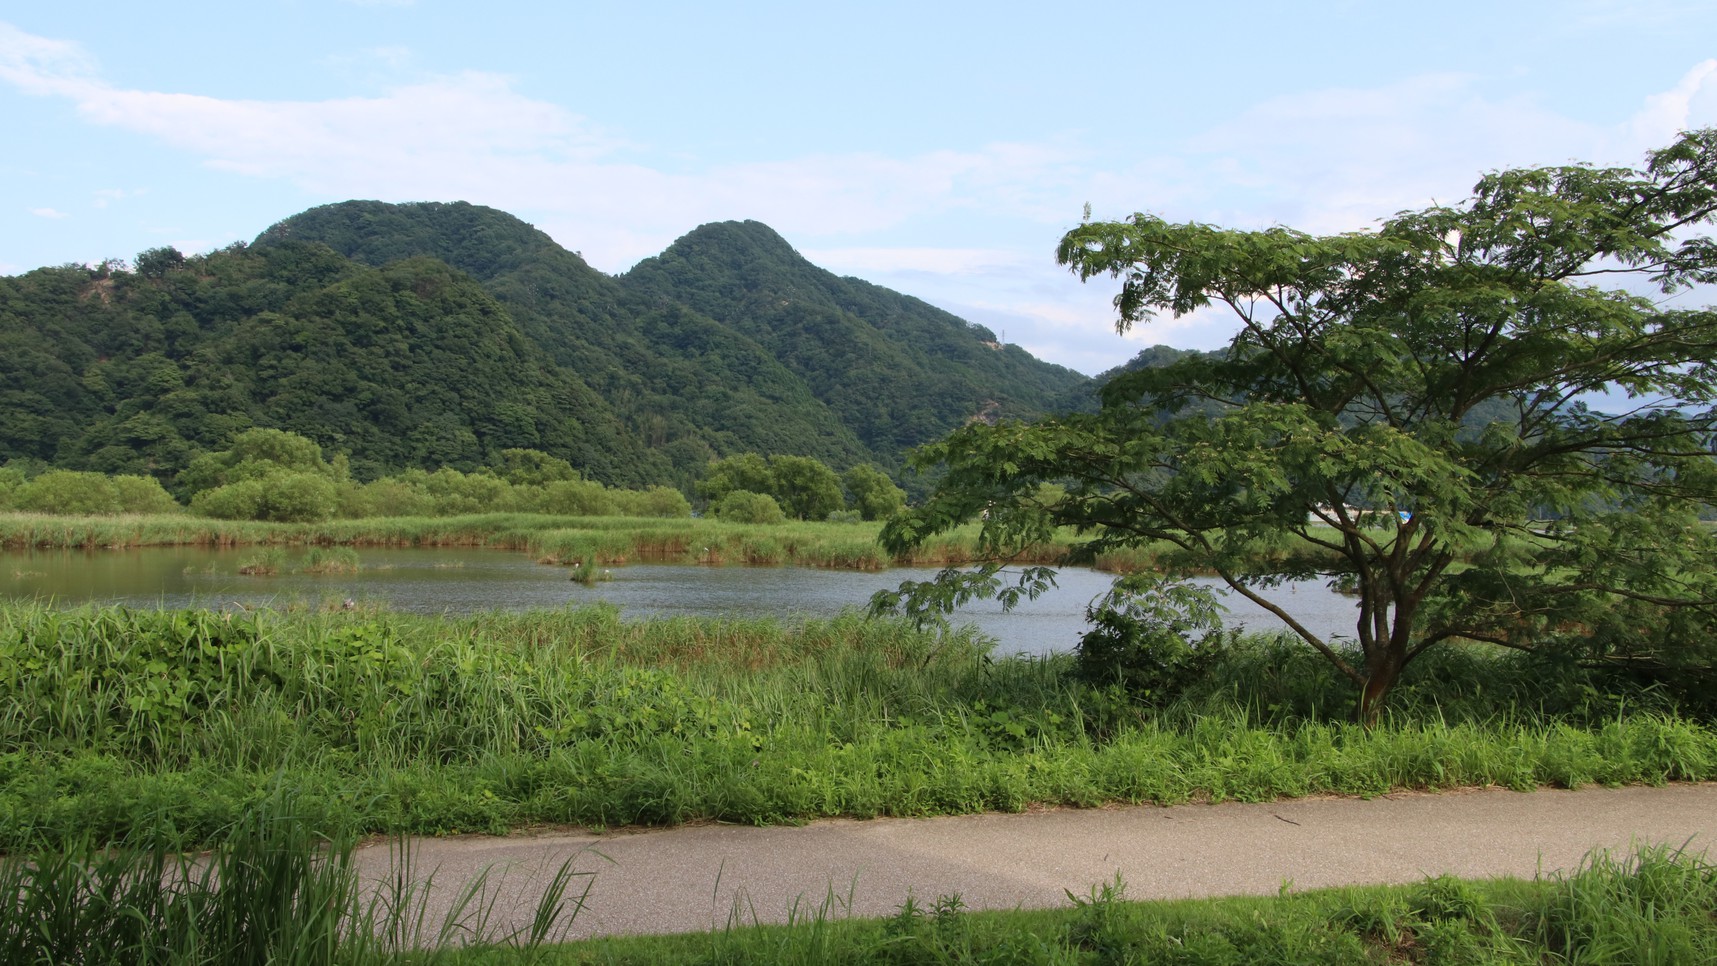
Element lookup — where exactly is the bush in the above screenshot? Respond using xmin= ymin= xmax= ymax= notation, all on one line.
xmin=1074 ymin=573 xmax=1227 ymax=705
xmin=108 ymin=476 xmax=181 ymax=514
xmin=258 ymin=473 xmax=340 ymax=523
xmin=190 ymin=480 xmax=266 ymax=520
xmin=534 ymin=479 xmax=615 ymax=516
xmin=13 ymin=471 xmax=124 ymax=515
xmin=712 ymin=490 xmax=786 ymax=525
xmin=624 ymin=485 xmax=692 ymax=518
xmin=190 ymin=473 xmax=338 ymax=523
xmin=0 ymin=467 xmax=25 ymax=510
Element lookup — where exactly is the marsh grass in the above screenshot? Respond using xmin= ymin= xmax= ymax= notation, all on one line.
xmin=0 ymin=513 xmax=1008 ymax=571
xmin=0 ymin=787 xmax=591 ymax=965
xmin=237 ymin=547 xmax=287 ymax=576
xmin=300 ymin=547 xmax=362 ymax=575
xmin=2 ymin=602 xmax=1713 ymax=850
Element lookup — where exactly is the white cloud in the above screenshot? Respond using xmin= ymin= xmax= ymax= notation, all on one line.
xmin=803 ymin=246 xmax=1035 ymax=277
xmin=28 ymin=207 xmax=68 ymax=219
xmin=1630 ymin=59 xmax=1717 ymax=145
xmin=0 ymin=21 xmax=96 ymax=96
xmin=1111 ymin=65 xmax=1717 ymax=239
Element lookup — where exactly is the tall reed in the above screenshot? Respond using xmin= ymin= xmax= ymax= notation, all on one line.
xmin=0 ymin=787 xmax=590 ymax=964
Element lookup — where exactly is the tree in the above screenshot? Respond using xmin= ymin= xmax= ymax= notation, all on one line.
xmin=134 ymin=246 xmax=186 ymax=280
xmin=712 ymin=490 xmax=787 ymax=524
xmin=843 ymin=464 xmax=907 ymax=521
xmin=698 ymin=452 xmax=846 ymax=520
xmin=767 ymin=454 xmax=845 ymax=520
xmin=177 ymin=428 xmax=336 ymax=496
xmin=881 ymin=129 xmax=1717 ymax=722
xmin=490 ymin=448 xmax=580 ymax=486
xmin=697 ymin=453 xmax=775 ymax=505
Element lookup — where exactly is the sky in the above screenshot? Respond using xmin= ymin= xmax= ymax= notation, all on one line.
xmin=4 ymin=1 xmax=1716 ymax=376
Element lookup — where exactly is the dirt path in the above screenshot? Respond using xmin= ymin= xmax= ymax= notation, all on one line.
xmin=351 ymin=783 xmax=1717 ymax=941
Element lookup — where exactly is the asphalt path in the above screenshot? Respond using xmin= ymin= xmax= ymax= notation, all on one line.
xmin=350 ymin=783 xmax=1717 ymax=942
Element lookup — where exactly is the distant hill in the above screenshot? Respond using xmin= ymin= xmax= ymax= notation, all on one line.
xmin=0 ymin=202 xmax=1090 ymax=490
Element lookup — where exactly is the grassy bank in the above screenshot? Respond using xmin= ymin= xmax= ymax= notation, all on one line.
xmin=0 ymin=511 xmax=1478 ymax=578
xmin=466 ymin=845 xmax=1717 ymax=964
xmin=2 ymin=603 xmax=1712 ymax=849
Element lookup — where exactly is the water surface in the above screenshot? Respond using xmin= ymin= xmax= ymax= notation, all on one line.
xmin=1 ymin=547 xmax=1359 ymax=656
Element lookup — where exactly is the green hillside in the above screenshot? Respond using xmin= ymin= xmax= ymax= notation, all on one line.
xmin=1 ymin=201 xmax=1093 ymax=489
xmin=623 ymin=220 xmax=1087 ymax=452
xmin=0 ymin=242 xmax=664 ymax=484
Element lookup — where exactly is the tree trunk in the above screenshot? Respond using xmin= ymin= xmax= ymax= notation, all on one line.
xmin=1357 ymin=654 xmax=1401 ymax=727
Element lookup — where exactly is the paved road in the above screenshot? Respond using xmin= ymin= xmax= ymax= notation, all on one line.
xmin=350 ymin=783 xmax=1717 ymax=942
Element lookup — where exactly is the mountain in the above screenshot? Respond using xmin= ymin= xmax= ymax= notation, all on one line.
xmin=0 ymin=240 xmax=668 ymax=484
xmin=257 ymin=202 xmax=875 ymax=479
xmin=621 ymin=220 xmax=1086 ymax=454
xmin=0 ymin=201 xmax=1091 ymax=490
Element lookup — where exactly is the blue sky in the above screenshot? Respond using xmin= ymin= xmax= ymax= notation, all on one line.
xmin=4 ymin=1 xmax=1715 ymax=374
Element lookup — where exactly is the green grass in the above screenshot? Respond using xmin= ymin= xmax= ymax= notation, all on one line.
xmin=0 ymin=785 xmax=592 ymax=965
xmin=1 ymin=602 xmax=1713 ymax=849
xmin=2 ymin=596 xmax=1714 ymax=961
xmin=440 ymin=845 xmax=1717 ymax=964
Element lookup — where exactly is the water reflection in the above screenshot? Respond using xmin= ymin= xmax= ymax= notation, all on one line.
xmin=1 ymin=547 xmax=1358 ymax=656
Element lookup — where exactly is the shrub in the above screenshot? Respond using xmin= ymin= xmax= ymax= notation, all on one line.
xmin=1074 ymin=573 xmax=1228 ymax=705
xmin=625 ymin=485 xmax=692 ymax=519
xmin=258 ymin=473 xmax=339 ymax=523
xmin=535 ymin=479 xmax=615 ymax=516
xmin=0 ymin=467 xmax=26 ymax=510
xmin=108 ymin=476 xmax=180 ymax=514
xmin=190 ymin=479 xmax=266 ymax=520
xmin=190 ymin=473 xmax=339 ymax=523
xmin=11 ymin=471 xmax=123 ymax=515
xmin=712 ymin=490 xmax=786 ymax=525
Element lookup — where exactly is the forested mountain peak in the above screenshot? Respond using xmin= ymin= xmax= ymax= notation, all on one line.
xmin=257 ymin=201 xmax=589 ymax=281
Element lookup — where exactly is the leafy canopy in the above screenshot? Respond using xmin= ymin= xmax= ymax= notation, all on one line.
xmin=881 ymin=129 xmax=1717 ymax=720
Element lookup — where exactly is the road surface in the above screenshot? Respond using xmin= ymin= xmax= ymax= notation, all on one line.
xmin=349 ymin=782 xmax=1717 ymax=941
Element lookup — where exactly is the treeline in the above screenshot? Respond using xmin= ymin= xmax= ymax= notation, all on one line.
xmin=0 ymin=428 xmax=905 ymax=525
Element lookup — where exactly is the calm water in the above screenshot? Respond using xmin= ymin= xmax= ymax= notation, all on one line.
xmin=1 ymin=547 xmax=1359 ymax=656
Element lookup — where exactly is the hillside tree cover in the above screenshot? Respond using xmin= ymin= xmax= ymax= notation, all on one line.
xmin=881 ymin=129 xmax=1717 ymax=720
xmin=1 ymin=203 xmax=1087 ymax=493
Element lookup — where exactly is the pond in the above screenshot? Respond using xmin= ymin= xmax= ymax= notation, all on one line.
xmin=0 ymin=546 xmax=1360 ymax=657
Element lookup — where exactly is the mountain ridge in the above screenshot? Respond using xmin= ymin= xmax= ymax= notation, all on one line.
xmin=1 ymin=201 xmax=1090 ymax=491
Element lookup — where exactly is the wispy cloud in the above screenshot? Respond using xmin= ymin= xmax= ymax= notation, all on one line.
xmin=0 ymin=21 xmax=1084 ymax=269
xmin=28 ymin=206 xmax=68 ymax=219
xmin=1107 ymin=65 xmax=1717 ymax=237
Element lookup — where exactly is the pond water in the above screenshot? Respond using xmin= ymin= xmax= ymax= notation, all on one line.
xmin=0 ymin=547 xmax=1360 ymax=657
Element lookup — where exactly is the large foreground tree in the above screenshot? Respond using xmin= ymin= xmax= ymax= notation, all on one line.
xmin=881 ymin=130 xmax=1717 ymax=721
